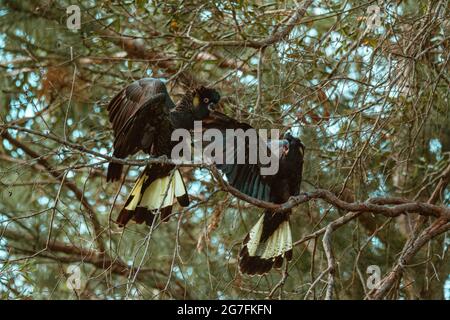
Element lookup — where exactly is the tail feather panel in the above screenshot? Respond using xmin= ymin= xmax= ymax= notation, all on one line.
xmin=246 ymin=215 xmax=264 ymax=256
xmin=116 ymin=168 xmax=189 ymax=227
xmin=239 ymin=211 xmax=293 ymax=275
xmin=173 ymin=170 xmax=187 ymax=198
xmin=140 ymin=175 xmax=175 ymax=210
xmin=260 ymin=221 xmax=292 ymax=259
xmin=124 ymin=173 xmax=147 ymax=211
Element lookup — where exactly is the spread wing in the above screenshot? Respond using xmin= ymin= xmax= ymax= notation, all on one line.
xmin=106 ymin=78 xmax=175 ymax=181
xmin=202 ymin=111 xmax=284 ymax=202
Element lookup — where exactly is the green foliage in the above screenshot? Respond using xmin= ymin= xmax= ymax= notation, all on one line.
xmin=0 ymin=0 xmax=448 ymax=300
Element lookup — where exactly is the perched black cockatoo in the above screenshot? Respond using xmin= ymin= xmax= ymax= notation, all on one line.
xmin=204 ymin=111 xmax=305 ymax=275
xmin=106 ymin=78 xmax=220 ymax=226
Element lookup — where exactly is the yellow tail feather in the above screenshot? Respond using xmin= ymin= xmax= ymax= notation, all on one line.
xmin=124 ymin=173 xmax=147 ymax=211
xmin=246 ymin=214 xmax=292 ymax=260
xmin=246 ymin=215 xmax=264 ymax=256
xmin=125 ymin=169 xmax=187 ymax=211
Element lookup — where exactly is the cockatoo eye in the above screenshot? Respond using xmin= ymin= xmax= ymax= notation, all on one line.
xmin=203 ymin=98 xmax=210 ymax=104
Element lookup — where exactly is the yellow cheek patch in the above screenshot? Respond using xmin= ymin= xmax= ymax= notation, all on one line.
xmin=193 ymin=95 xmax=200 ymax=107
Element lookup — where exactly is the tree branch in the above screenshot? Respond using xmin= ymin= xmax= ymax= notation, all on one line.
xmin=0 ymin=130 xmax=106 ymax=253
xmin=188 ymin=0 xmax=313 ymax=48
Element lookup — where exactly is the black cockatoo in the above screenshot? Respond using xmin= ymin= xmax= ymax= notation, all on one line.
xmin=106 ymin=78 xmax=220 ymax=226
xmin=203 ymin=111 xmax=305 ymax=275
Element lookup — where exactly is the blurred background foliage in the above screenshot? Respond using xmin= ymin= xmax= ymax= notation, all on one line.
xmin=0 ymin=0 xmax=448 ymax=299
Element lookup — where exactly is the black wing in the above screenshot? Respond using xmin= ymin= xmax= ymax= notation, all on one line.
xmin=270 ymin=135 xmax=304 ymax=203
xmin=106 ymin=78 xmax=175 ymax=181
xmin=202 ymin=111 xmax=284 ymax=202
